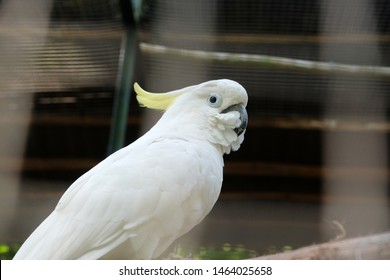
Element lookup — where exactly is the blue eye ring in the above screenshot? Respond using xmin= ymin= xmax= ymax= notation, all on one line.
xmin=207 ymin=93 xmax=222 ymax=108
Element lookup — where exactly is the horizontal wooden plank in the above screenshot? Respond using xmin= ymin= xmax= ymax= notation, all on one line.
xmin=0 ymin=158 xmax=98 ymax=172
xmin=251 ymin=118 xmax=390 ymax=132
xmin=0 ymin=115 xmax=139 ymax=126
xmin=2 ymin=25 xmax=390 ymax=44
xmin=0 ymin=24 xmax=124 ymax=39
xmin=2 ymin=114 xmax=390 ymax=132
xmin=225 ymin=161 xmax=389 ymax=182
xmin=0 ymin=158 xmax=389 ymax=182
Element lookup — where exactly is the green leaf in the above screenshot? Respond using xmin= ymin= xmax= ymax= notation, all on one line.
xmin=0 ymin=244 xmax=10 ymax=254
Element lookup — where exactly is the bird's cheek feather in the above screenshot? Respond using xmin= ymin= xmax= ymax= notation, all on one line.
xmin=215 ymin=111 xmax=241 ymax=127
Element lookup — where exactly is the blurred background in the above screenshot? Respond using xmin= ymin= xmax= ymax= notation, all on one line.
xmin=1 ymin=0 xmax=390 ymax=259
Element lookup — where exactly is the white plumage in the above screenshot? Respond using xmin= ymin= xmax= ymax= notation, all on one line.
xmin=13 ymin=79 xmax=248 ymax=259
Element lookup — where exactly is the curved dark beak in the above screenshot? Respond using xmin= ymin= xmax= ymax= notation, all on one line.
xmin=222 ymin=104 xmax=248 ymax=136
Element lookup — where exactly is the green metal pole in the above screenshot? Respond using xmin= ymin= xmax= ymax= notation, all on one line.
xmin=107 ymin=29 xmax=137 ymax=155
xmin=107 ymin=0 xmax=140 ymax=155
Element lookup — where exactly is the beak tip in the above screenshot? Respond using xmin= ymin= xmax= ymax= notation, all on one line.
xmin=234 ymin=105 xmax=248 ymax=136
xmin=236 ymin=114 xmax=248 ymax=136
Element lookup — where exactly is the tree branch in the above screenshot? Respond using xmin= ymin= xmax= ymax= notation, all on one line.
xmin=140 ymin=43 xmax=390 ymax=78
xmin=254 ymin=232 xmax=390 ymax=260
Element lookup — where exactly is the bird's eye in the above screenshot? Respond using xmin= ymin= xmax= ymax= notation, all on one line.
xmin=207 ymin=94 xmax=222 ymax=108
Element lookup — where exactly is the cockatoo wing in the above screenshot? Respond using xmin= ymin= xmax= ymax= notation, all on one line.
xmin=14 ymin=135 xmax=222 ymax=259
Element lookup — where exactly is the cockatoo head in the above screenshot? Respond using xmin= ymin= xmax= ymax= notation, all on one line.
xmin=134 ymin=79 xmax=248 ymax=154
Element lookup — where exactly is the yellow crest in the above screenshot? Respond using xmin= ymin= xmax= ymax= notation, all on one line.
xmin=134 ymin=83 xmax=180 ymax=111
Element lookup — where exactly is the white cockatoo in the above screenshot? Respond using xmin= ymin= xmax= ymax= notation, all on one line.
xmin=13 ymin=79 xmax=248 ymax=260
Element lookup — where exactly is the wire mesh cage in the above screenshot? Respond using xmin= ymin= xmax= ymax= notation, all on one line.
xmin=1 ymin=0 xmax=390 ymax=259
